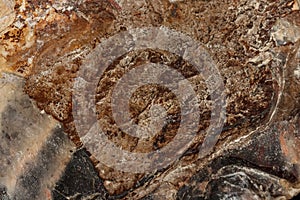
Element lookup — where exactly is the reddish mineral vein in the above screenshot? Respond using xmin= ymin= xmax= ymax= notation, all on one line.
xmin=108 ymin=0 xmax=122 ymax=11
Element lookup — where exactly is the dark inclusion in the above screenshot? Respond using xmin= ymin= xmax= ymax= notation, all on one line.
xmin=52 ymin=149 xmax=109 ymax=200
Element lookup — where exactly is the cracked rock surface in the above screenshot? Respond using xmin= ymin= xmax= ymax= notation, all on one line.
xmin=0 ymin=0 xmax=299 ymax=199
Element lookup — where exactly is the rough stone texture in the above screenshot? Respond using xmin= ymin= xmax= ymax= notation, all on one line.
xmin=0 ymin=73 xmax=76 ymax=200
xmin=0 ymin=0 xmax=15 ymax=34
xmin=52 ymin=149 xmax=109 ymax=200
xmin=0 ymin=0 xmax=299 ymax=199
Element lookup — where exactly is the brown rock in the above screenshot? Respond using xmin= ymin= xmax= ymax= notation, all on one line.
xmin=0 ymin=0 xmax=299 ymax=199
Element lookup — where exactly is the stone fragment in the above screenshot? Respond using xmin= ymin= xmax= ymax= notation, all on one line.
xmin=52 ymin=149 xmax=108 ymax=200
xmin=0 ymin=73 xmax=75 ymax=200
xmin=271 ymin=18 xmax=300 ymax=46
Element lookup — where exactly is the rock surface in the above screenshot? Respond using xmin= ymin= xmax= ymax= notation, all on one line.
xmin=0 ymin=73 xmax=75 ymax=200
xmin=0 ymin=0 xmax=299 ymax=199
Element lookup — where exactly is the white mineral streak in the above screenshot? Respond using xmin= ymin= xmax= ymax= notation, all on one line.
xmin=0 ymin=0 xmax=15 ymax=33
xmin=168 ymin=0 xmax=183 ymax=2
xmin=295 ymin=47 xmax=300 ymax=79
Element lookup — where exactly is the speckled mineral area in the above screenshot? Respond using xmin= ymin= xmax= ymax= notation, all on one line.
xmin=0 ymin=0 xmax=299 ymax=199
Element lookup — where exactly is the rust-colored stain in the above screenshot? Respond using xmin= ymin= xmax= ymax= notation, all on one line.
xmin=279 ymin=123 xmax=300 ymax=165
xmin=108 ymin=0 xmax=122 ymax=11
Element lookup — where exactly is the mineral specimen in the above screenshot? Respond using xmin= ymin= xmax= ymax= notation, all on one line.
xmin=0 ymin=0 xmax=299 ymax=199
